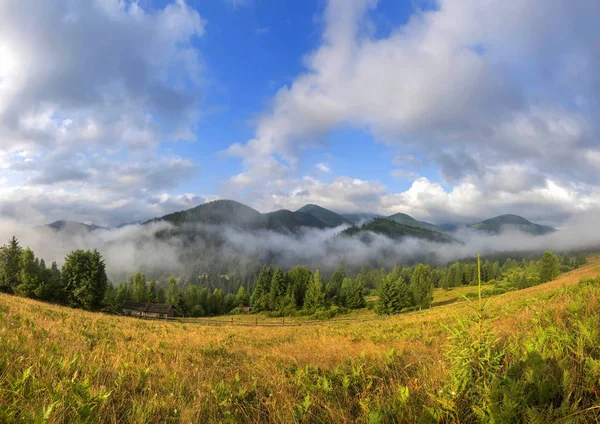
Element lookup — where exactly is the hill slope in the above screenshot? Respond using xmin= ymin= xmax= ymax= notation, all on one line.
xmin=42 ymin=220 xmax=106 ymax=233
xmin=1 ymin=257 xmax=599 ymax=422
xmin=470 ymin=214 xmax=556 ymax=235
xmin=342 ymin=218 xmax=455 ymax=243
xmin=296 ymin=204 xmax=352 ymax=227
xmin=386 ymin=212 xmax=441 ymax=231
xmin=154 ymin=199 xmax=265 ymax=229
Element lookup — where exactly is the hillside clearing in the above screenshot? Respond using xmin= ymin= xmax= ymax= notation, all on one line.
xmin=1 ymin=255 xmax=600 ymax=422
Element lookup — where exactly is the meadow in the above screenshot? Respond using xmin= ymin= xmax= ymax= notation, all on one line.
xmin=1 ymin=256 xmax=600 ymax=423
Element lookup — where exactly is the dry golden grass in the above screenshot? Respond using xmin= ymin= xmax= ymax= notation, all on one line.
xmin=1 ymin=255 xmax=600 ymax=422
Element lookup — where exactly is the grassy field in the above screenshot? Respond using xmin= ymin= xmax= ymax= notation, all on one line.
xmin=1 ymin=256 xmax=600 ymax=422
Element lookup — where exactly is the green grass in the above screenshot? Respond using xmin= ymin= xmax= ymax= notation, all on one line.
xmin=1 ymin=256 xmax=600 ymax=422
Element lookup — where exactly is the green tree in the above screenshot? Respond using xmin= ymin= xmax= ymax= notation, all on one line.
xmin=131 ymin=272 xmax=147 ymax=302
xmin=14 ymin=248 xmax=41 ymax=298
xmin=445 ymin=262 xmax=462 ymax=289
xmin=410 ymin=263 xmax=433 ymax=310
xmin=538 ymin=251 xmax=561 ymax=283
xmin=235 ymin=285 xmax=249 ymax=308
xmin=268 ymin=267 xmax=287 ymax=311
xmin=0 ymin=236 xmax=23 ymax=292
xmin=341 ymin=277 xmax=365 ymax=309
xmin=61 ymin=249 xmax=108 ymax=311
xmin=287 ymin=266 xmax=312 ymax=308
xmin=304 ymin=270 xmax=326 ymax=312
xmin=326 ymin=262 xmax=346 ymax=304
xmin=250 ymin=266 xmax=273 ymax=311
xmin=146 ymin=281 xmax=157 ymax=303
xmin=375 ymin=275 xmax=401 ymax=315
xmin=166 ymin=276 xmax=185 ymax=316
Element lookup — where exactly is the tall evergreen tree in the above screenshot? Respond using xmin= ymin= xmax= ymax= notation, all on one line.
xmin=268 ymin=267 xmax=287 ymax=311
xmin=287 ymin=266 xmax=312 ymax=308
xmin=250 ymin=266 xmax=273 ymax=311
xmin=235 ymin=285 xmax=249 ymax=308
xmin=410 ymin=263 xmax=433 ymax=310
xmin=326 ymin=262 xmax=346 ymax=304
xmin=375 ymin=275 xmax=399 ymax=315
xmin=0 ymin=236 xmax=23 ymax=292
xmin=146 ymin=281 xmax=157 ymax=303
xmin=341 ymin=277 xmax=365 ymax=309
xmin=304 ymin=270 xmax=326 ymax=312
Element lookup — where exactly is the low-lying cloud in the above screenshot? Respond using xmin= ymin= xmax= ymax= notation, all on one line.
xmin=0 ymin=210 xmax=599 ymax=284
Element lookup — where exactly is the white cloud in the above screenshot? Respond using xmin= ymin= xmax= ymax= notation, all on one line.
xmin=315 ymin=162 xmax=332 ymax=173
xmin=224 ymin=0 xmax=600 ymax=224
xmin=0 ymin=0 xmax=206 ymax=225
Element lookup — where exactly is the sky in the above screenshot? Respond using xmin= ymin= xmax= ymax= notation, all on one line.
xmin=0 ymin=0 xmax=599 ymax=228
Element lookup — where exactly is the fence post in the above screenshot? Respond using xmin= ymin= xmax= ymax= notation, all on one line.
xmin=282 ymin=316 xmax=285 ymax=326
xmin=231 ymin=316 xmax=233 ymax=324
xmin=255 ymin=317 xmax=258 ymax=326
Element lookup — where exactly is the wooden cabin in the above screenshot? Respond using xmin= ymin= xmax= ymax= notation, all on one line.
xmin=121 ymin=301 xmax=174 ymax=319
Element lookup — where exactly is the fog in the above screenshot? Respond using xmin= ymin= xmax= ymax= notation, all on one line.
xmin=0 ymin=211 xmax=599 ymax=281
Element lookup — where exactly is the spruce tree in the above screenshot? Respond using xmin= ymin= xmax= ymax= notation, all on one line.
xmin=341 ymin=277 xmax=365 ymax=309
xmin=304 ymin=270 xmax=326 ymax=312
xmin=410 ymin=263 xmax=433 ymax=310
xmin=376 ymin=275 xmax=400 ymax=315
xmin=268 ymin=267 xmax=287 ymax=311
xmin=0 ymin=236 xmax=23 ymax=292
xmin=250 ymin=266 xmax=273 ymax=311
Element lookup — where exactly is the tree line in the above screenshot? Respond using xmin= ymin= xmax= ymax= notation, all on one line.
xmin=0 ymin=237 xmax=108 ymax=311
xmin=0 ymin=235 xmax=587 ymax=319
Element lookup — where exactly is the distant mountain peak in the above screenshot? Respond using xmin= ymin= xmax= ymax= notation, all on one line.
xmin=296 ymin=204 xmax=352 ymax=227
xmin=470 ymin=214 xmax=555 ymax=235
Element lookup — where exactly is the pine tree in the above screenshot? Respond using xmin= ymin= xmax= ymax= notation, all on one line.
xmin=304 ymin=270 xmax=326 ymax=312
xmin=146 ymin=281 xmax=157 ymax=303
xmin=250 ymin=266 xmax=273 ymax=311
xmin=235 ymin=285 xmax=249 ymax=308
xmin=341 ymin=277 xmax=365 ymax=309
xmin=376 ymin=275 xmax=400 ymax=315
xmin=287 ymin=266 xmax=312 ymax=308
xmin=0 ymin=236 xmax=23 ymax=292
xmin=326 ymin=262 xmax=346 ymax=304
xmin=268 ymin=267 xmax=287 ymax=311
xmin=410 ymin=263 xmax=433 ymax=310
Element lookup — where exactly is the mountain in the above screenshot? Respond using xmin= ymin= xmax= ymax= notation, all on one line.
xmin=264 ymin=210 xmax=327 ymax=231
xmin=43 ymin=220 xmax=106 ymax=233
xmin=341 ymin=213 xmax=383 ymax=224
xmin=469 ymin=214 xmax=556 ymax=235
xmin=342 ymin=218 xmax=455 ymax=243
xmin=296 ymin=204 xmax=352 ymax=227
xmin=153 ymin=200 xmax=265 ymax=229
xmin=147 ymin=200 xmax=331 ymax=233
xmin=386 ymin=212 xmax=441 ymax=232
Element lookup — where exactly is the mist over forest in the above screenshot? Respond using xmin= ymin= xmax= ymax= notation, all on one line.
xmin=0 ymin=208 xmax=598 ymax=282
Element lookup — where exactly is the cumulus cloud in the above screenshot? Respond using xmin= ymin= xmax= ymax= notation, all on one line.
xmin=225 ymin=0 xmax=600 ymax=224
xmin=0 ymin=0 xmax=205 ymax=225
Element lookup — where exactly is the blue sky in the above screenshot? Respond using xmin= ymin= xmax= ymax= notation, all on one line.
xmin=176 ymin=0 xmax=423 ymax=196
xmin=0 ymin=0 xmax=599 ymax=227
